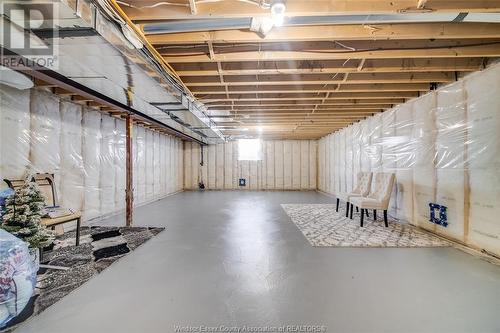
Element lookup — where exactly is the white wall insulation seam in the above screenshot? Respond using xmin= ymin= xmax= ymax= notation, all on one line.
xmin=82 ymin=109 xmax=102 ymax=220
xmin=59 ymin=101 xmax=84 ymax=212
xmin=317 ymin=63 xmax=500 ymax=257
xmin=0 ymin=85 xmax=184 ymax=223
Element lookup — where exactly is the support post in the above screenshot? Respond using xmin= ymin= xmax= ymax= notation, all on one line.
xmin=126 ymin=115 xmax=134 ymax=226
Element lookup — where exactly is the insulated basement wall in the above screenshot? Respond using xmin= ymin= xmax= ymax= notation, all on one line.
xmin=318 ymin=63 xmax=500 ymax=257
xmin=0 ymin=85 xmax=183 ymax=222
xmin=184 ymin=140 xmax=317 ymax=190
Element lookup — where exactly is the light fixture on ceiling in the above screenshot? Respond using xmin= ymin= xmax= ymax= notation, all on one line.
xmin=271 ymin=0 xmax=286 ymax=27
xmin=250 ymin=0 xmax=286 ymax=36
xmin=257 ymin=126 xmax=264 ymax=133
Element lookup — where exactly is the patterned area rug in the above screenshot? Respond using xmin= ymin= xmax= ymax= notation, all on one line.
xmin=1 ymin=226 xmax=164 ymax=332
xmin=282 ymin=204 xmax=450 ymax=248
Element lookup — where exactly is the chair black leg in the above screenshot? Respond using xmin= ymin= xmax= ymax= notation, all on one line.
xmin=373 ymin=210 xmax=377 ymax=221
xmin=356 ymin=206 xmax=359 ymax=213
xmin=336 ymin=198 xmax=339 ymax=212
xmin=360 ymin=208 xmax=365 ymax=227
xmin=365 ymin=209 xmax=369 ymax=218
xmin=350 ymin=204 xmax=354 ymax=220
xmin=346 ymin=202 xmax=350 ymax=217
xmin=383 ymin=210 xmax=388 ymax=227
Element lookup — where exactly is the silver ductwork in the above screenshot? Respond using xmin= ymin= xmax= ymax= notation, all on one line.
xmin=143 ymin=13 xmax=500 ymax=35
xmin=0 ymin=0 xmax=225 ymax=143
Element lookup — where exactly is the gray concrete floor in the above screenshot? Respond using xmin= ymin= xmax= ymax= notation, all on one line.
xmin=17 ymin=191 xmax=500 ymax=333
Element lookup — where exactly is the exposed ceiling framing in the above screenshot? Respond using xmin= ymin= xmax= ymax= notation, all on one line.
xmin=117 ymin=0 xmax=500 ymax=139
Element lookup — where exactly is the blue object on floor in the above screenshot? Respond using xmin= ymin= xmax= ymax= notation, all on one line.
xmin=0 ymin=230 xmax=37 ymax=328
xmin=0 ymin=188 xmax=15 ymax=215
xmin=429 ymin=203 xmax=448 ymax=227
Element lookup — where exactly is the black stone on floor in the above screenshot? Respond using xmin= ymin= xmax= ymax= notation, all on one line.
xmin=91 ymin=229 xmax=122 ymax=242
xmin=93 ymin=243 xmax=130 ymax=261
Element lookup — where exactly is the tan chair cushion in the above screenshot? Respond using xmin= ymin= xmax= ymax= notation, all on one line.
xmin=350 ymin=173 xmax=395 ymax=210
xmin=336 ymin=172 xmax=373 ymax=202
xmin=350 ymin=197 xmax=384 ymax=210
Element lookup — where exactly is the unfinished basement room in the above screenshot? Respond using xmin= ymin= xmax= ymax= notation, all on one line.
xmin=1 ymin=1 xmax=500 ymax=332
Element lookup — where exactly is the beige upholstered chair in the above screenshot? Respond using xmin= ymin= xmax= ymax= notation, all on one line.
xmin=336 ymin=172 xmax=372 ymax=217
xmin=349 ymin=172 xmax=395 ymax=227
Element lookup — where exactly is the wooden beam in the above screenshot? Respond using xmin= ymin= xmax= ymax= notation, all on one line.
xmin=192 ymin=83 xmax=430 ymax=94
xmin=210 ymin=104 xmax=395 ymax=110
xmin=219 ymin=105 xmax=385 ymax=111
xmin=232 ymin=113 xmax=375 ymax=117
xmin=163 ymin=43 xmax=500 ymax=62
xmin=206 ymin=98 xmax=405 ymax=107
xmin=53 ymin=87 xmax=77 ymax=96
xmin=34 ymin=78 xmax=57 ymax=88
xmin=200 ymin=91 xmax=419 ymax=101
xmin=172 ymin=58 xmax=484 ymax=76
xmin=148 ymin=23 xmax=500 ymax=44
xmin=123 ymin=1 xmax=500 ymax=21
xmin=182 ymin=72 xmax=453 ymax=86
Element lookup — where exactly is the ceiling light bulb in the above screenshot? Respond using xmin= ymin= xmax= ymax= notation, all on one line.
xmin=271 ymin=2 xmax=286 ymax=27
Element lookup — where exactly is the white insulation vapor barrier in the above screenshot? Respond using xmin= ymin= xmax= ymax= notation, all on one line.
xmin=0 ymin=86 xmax=184 ymax=223
xmin=318 ymin=63 xmax=500 ymax=257
xmin=184 ymin=140 xmax=317 ymax=190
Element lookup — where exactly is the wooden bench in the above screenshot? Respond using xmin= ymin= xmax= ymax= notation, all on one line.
xmin=3 ymin=173 xmax=82 ymax=246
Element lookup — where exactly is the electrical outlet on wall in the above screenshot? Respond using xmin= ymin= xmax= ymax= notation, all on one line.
xmin=239 ymin=178 xmax=246 ymax=186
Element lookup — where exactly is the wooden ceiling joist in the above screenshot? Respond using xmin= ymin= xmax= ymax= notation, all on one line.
xmin=232 ymin=113 xmax=376 ymax=117
xmin=200 ymin=91 xmax=419 ymax=102
xmin=182 ymin=72 xmax=453 ymax=86
xmin=53 ymin=87 xmax=77 ymax=96
xmin=193 ymin=83 xmax=431 ymax=94
xmin=171 ymin=58 xmax=484 ymax=76
xmin=210 ymin=105 xmax=394 ymax=111
xmin=205 ymin=98 xmax=407 ymax=107
xmin=163 ymin=42 xmax=500 ymax=63
xmin=215 ymin=105 xmax=386 ymax=111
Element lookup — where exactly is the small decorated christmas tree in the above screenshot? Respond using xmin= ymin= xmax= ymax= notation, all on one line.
xmin=0 ymin=177 xmax=54 ymax=248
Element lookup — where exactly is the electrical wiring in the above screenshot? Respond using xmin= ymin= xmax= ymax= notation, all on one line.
xmin=294 ymin=41 xmax=500 ymax=54
xmin=116 ymin=1 xmax=189 ymax=9
xmin=334 ymin=41 xmax=356 ymax=51
xmin=195 ymin=0 xmax=271 ymax=9
xmin=208 ymin=41 xmax=500 ymax=55
xmin=116 ymin=0 xmax=271 ymax=10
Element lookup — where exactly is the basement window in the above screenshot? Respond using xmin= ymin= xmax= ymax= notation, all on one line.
xmin=238 ymin=139 xmax=262 ymax=161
